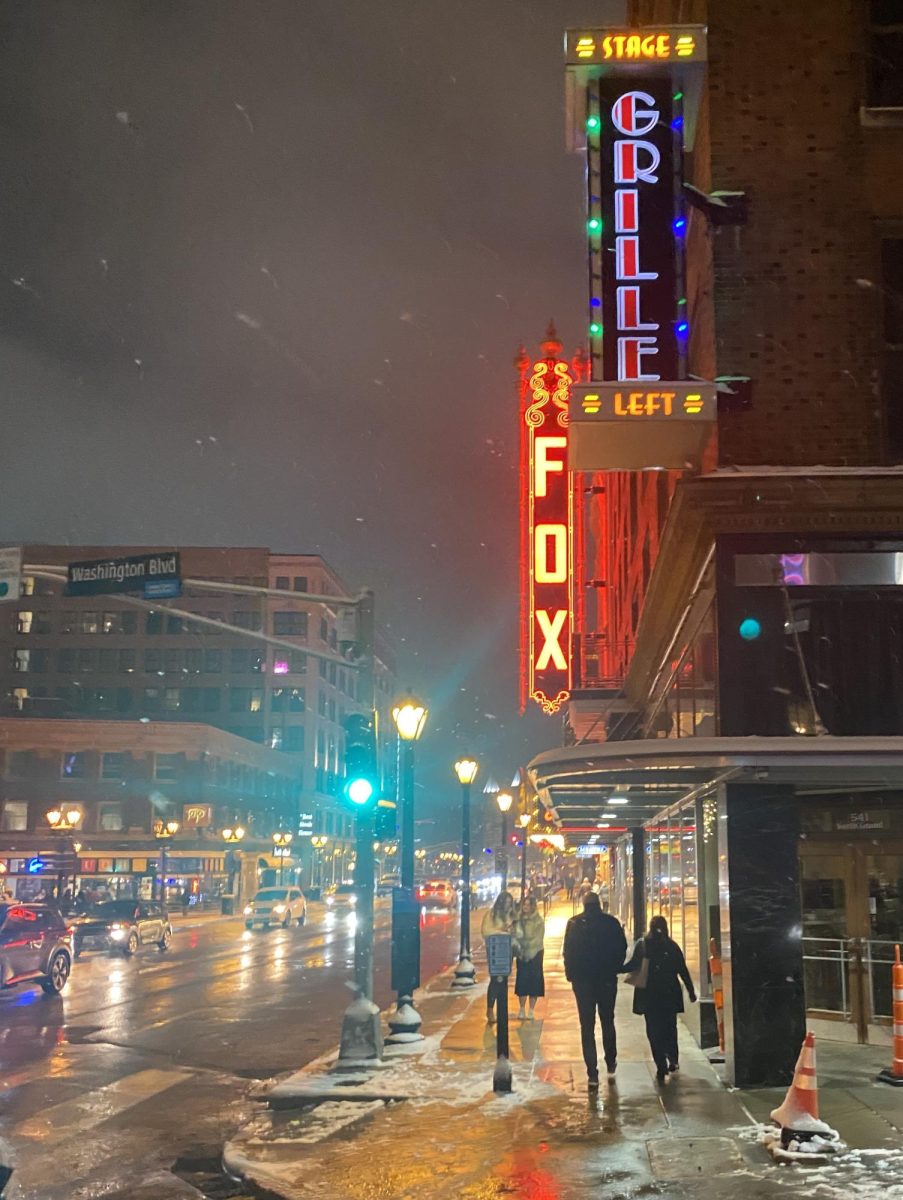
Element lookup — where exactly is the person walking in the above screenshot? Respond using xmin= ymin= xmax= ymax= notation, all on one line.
xmin=623 ymin=914 xmax=696 ymax=1083
xmin=563 ymin=890 xmax=628 ymax=1089
xmin=513 ymin=894 xmax=545 ymax=1020
xmin=481 ymin=891 xmax=516 ymax=1024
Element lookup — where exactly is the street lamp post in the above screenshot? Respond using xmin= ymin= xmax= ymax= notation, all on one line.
xmin=46 ymin=807 xmax=82 ymax=900
xmin=311 ymin=836 xmax=328 ymax=890
xmin=154 ymin=819 xmax=180 ymax=905
xmin=387 ymin=696 xmax=428 ymax=1044
xmin=496 ymin=792 xmax=513 ymax=893
xmin=452 ymin=758 xmax=478 ymax=988
xmin=518 ymin=812 xmax=531 ymax=899
xmin=272 ymin=830 xmax=293 ymax=885
xmin=223 ymin=824 xmax=245 ymax=906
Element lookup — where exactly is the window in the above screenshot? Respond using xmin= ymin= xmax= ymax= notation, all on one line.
xmin=98 ymin=803 xmax=123 ymax=832
xmin=0 ymin=802 xmax=27 ymax=831
xmin=293 ymin=576 xmax=308 ymax=592
xmin=283 ymin=726 xmax=305 ymax=752
xmin=230 ymin=649 xmax=263 ymax=673
xmin=273 ymin=611 xmax=308 ymax=637
xmin=275 ymin=575 xmax=290 ymax=590
xmin=182 ymin=687 xmax=201 ymax=713
xmin=329 ymin=662 xmax=337 ymax=686
xmin=290 ymin=651 xmax=307 ymax=674
xmin=12 ymin=649 xmax=30 ymax=673
xmin=121 ymin=611 xmax=137 ymax=635
xmin=5 ymin=751 xmax=33 ymax=779
xmin=101 ymin=611 xmax=121 ymax=634
xmin=155 ymin=753 xmax=182 ymax=780
xmin=116 ymin=688 xmax=132 ymax=713
xmin=102 ymin=753 xmax=126 ymax=780
xmin=98 ymin=648 xmax=118 ymax=673
xmin=17 ymin=610 xmax=50 ymax=634
xmin=328 ymin=698 xmax=336 ymax=722
xmin=318 ymin=692 xmax=327 ymax=716
xmin=319 ymin=617 xmax=328 ymax=642
xmin=16 ymin=610 xmax=33 ymax=634
xmin=329 ymin=628 xmax=337 ymax=650
xmin=119 ymin=649 xmax=136 ymax=673
xmin=204 ymin=649 xmax=222 ymax=673
xmin=288 ymin=686 xmax=305 ymax=712
xmin=146 ymin=611 xmax=163 ymax=634
xmin=232 ymin=611 xmax=262 ymax=631
xmin=163 ymin=649 xmax=181 ymax=673
xmin=163 ymin=688 xmax=181 ymax=711
xmin=30 ymin=649 xmax=49 ymax=673
xmin=78 ymin=611 xmax=100 ymax=634
xmin=77 ymin=649 xmax=95 ymax=673
xmin=185 ymin=649 xmax=202 ymax=674
xmin=868 ymin=2 xmax=903 ymax=108
xmin=883 ymin=238 xmax=903 ymax=460
xmin=319 ymin=660 xmax=327 ymax=679
xmin=271 ymin=687 xmax=286 ymax=712
xmin=142 ymin=687 xmax=162 ymax=712
xmin=269 ymin=728 xmax=283 ymax=750
xmin=144 ymin=649 xmax=163 ymax=673
xmin=166 ymin=615 xmax=183 ymax=634
xmin=203 ymin=687 xmax=220 ymax=712
xmin=62 ymin=751 xmax=88 ymax=778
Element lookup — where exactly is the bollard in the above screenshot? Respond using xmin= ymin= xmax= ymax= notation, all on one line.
xmin=878 ymin=943 xmax=903 ymax=1087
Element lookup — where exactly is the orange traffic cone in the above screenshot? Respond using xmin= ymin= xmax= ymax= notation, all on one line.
xmin=878 ymin=944 xmax=903 ymax=1087
xmin=770 ymin=1032 xmax=819 ymax=1128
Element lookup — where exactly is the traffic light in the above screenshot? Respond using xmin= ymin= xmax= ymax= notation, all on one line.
xmin=342 ymin=710 xmax=378 ymax=808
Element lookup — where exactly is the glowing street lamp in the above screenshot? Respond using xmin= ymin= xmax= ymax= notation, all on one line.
xmin=273 ymin=830 xmax=293 ymax=885
xmin=388 ymin=694 xmax=428 ymax=1044
xmin=496 ymin=792 xmax=513 ymax=892
xmin=46 ymin=807 xmax=82 ymax=831
xmin=154 ymin=818 xmax=180 ymax=905
xmin=452 ymin=757 xmax=479 ymax=988
xmin=311 ymin=834 xmax=328 ymax=890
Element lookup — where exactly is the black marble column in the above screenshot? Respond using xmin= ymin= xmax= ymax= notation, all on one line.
xmin=631 ymin=827 xmax=645 ymax=943
xmin=719 ymin=783 xmax=805 ymax=1087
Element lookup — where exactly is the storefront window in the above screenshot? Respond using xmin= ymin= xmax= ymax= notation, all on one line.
xmin=668 ymin=813 xmax=683 ymax=948
xmin=682 ymin=802 xmax=699 ymax=978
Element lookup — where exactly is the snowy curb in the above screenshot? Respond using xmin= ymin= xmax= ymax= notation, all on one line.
xmin=757 ymin=1120 xmax=848 ymax=1165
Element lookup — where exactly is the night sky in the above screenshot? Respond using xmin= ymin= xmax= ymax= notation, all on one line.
xmin=1 ymin=0 xmax=620 ymax=835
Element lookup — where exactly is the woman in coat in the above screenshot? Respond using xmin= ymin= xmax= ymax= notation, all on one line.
xmin=513 ymin=894 xmax=545 ymax=1019
xmin=481 ymin=891 xmax=516 ymax=1024
xmin=623 ymin=915 xmax=696 ymax=1082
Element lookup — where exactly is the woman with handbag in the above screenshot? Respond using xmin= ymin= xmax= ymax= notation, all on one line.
xmin=623 ymin=915 xmax=697 ymax=1083
xmin=481 ymin=891 xmax=516 ymax=1024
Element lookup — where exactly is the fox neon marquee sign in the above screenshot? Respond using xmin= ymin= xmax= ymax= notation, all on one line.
xmin=522 ymin=355 xmax=574 ymax=714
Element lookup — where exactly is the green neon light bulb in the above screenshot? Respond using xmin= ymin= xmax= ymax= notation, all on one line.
xmin=589 ymin=322 xmax=602 ymax=337
xmin=678 ymin=297 xmax=687 ymax=306
xmin=587 ymin=217 xmax=602 ymax=234
xmin=673 ymin=91 xmax=683 ymax=101
xmin=586 ymin=114 xmax=601 ymax=133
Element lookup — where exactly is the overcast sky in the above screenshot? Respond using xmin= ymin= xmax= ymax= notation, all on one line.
xmin=0 ymin=0 xmax=621 ymax=832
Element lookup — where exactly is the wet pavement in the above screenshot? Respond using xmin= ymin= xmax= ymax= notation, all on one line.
xmin=226 ymin=903 xmax=903 ymax=1200
xmin=0 ymin=900 xmax=466 ymax=1198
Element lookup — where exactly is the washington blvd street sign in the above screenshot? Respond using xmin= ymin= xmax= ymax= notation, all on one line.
xmin=66 ymin=552 xmax=180 ymax=598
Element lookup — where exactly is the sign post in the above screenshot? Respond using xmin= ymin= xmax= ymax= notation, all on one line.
xmin=485 ymin=933 xmax=514 ymax=1093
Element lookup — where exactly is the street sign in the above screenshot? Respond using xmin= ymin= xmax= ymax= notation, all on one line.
xmin=575 ymin=844 xmax=600 ymax=858
xmin=485 ymin=933 xmax=513 ymax=977
xmin=570 ymin=383 xmax=717 ymax=423
xmin=144 ymin=579 xmax=181 ymax=600
xmin=66 ymin=551 xmax=180 ymax=597
xmin=0 ymin=547 xmax=21 ymax=603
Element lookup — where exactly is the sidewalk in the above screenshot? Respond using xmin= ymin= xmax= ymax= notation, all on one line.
xmin=224 ymin=902 xmax=903 ymax=1200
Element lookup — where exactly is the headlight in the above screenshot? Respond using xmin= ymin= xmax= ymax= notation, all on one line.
xmin=273 ymin=904 xmax=286 ymax=914
xmin=110 ymin=926 xmax=126 ymax=940
xmin=326 ymin=896 xmax=334 ymax=906
xmin=243 ymin=905 xmax=253 ymax=915
xmin=349 ymin=895 xmax=357 ymax=906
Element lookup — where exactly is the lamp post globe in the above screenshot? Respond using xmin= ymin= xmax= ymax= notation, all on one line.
xmin=496 ymin=792 xmax=513 ymax=892
xmin=452 ymin=757 xmax=478 ymax=988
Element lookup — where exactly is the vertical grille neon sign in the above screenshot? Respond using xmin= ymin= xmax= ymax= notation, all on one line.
xmin=523 ymin=354 xmax=574 ymax=714
xmin=587 ymin=74 xmax=685 ymax=382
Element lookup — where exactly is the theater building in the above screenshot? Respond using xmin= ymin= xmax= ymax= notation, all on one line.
xmin=525 ymin=2 xmax=903 ymax=1085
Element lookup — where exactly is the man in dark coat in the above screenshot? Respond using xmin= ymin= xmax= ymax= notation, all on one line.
xmin=563 ymin=891 xmax=628 ymax=1088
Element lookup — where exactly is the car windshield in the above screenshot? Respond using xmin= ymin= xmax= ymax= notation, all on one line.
xmin=89 ymin=901 xmax=139 ymax=919
xmin=254 ymin=889 xmax=287 ymax=901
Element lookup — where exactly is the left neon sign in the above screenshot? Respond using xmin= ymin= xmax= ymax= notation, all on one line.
xmin=523 ymin=355 xmax=573 ymax=714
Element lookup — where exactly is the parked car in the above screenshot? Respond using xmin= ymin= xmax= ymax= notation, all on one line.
xmin=244 ymin=886 xmax=307 ymax=929
xmin=415 ymin=879 xmax=458 ymax=910
xmin=324 ymin=883 xmax=358 ymax=910
xmin=0 ymin=903 xmax=73 ymax=995
xmin=73 ymin=900 xmax=172 ymax=957
xmin=377 ymin=875 xmax=400 ymax=896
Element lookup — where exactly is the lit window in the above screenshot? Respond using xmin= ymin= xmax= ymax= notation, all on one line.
xmin=0 ymin=801 xmax=28 ymax=831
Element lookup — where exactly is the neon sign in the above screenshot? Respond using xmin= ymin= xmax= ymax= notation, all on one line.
xmin=570 ymin=383 xmax=716 ymax=421
xmin=566 ymin=26 xmax=707 ymax=65
xmin=521 ymin=344 xmax=574 ymax=715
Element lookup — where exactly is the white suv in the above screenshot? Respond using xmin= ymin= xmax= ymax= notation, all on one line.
xmin=244 ymin=886 xmax=307 ymax=930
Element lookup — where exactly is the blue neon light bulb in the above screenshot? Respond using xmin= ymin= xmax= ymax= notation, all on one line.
xmin=673 ymin=217 xmax=686 ymax=235
xmin=671 ymin=116 xmax=684 ymax=131
xmin=676 ymin=321 xmax=689 ymax=336
xmin=590 ymin=297 xmax=601 ymax=308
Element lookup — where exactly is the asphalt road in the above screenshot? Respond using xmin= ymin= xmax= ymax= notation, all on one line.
xmin=0 ymin=901 xmax=470 ymax=1199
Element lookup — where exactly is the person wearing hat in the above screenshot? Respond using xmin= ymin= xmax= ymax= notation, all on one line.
xmin=563 ymin=890 xmax=628 ymax=1089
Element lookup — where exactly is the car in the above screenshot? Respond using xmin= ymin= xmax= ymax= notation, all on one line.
xmin=376 ymin=875 xmax=400 ymax=896
xmin=243 ymin=886 xmax=306 ymax=929
xmin=0 ymin=903 xmax=73 ymax=995
xmin=73 ymin=900 xmax=172 ymax=957
xmin=324 ymin=884 xmax=358 ymax=910
xmin=415 ymin=879 xmax=458 ymax=910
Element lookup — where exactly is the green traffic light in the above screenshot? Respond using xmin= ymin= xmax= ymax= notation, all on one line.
xmin=347 ymin=778 xmax=374 ymax=805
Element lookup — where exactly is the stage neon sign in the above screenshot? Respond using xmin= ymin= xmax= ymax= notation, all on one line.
xmin=522 ymin=353 xmax=573 ymax=714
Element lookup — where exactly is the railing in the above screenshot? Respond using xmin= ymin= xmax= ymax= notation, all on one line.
xmin=802 ymin=936 xmax=898 ymax=1032
xmin=572 ymin=635 xmax=634 ymax=690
